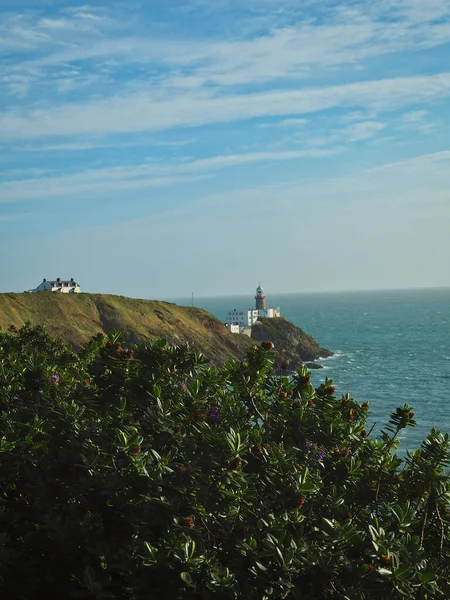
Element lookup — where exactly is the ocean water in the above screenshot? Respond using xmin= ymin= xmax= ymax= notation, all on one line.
xmin=173 ymin=288 xmax=450 ymax=454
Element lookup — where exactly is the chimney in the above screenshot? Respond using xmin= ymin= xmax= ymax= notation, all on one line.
xmin=57 ymin=277 xmax=61 ymax=282
xmin=43 ymin=278 xmax=46 ymax=282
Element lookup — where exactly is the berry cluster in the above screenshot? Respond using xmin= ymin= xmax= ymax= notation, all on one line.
xmin=101 ymin=341 xmax=134 ymax=361
xmin=261 ymin=340 xmax=275 ymax=351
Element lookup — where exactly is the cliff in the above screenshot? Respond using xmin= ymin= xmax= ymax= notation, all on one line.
xmin=0 ymin=293 xmax=253 ymax=365
xmin=250 ymin=316 xmax=333 ymax=370
xmin=0 ymin=293 xmax=332 ymax=368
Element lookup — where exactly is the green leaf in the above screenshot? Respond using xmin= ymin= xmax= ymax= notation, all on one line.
xmin=394 ymin=564 xmax=411 ymax=579
xmin=180 ymin=572 xmax=193 ymax=586
xmin=421 ymin=569 xmax=436 ymax=584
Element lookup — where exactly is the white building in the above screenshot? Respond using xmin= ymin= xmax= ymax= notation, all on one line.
xmin=226 ymin=308 xmax=260 ymax=328
xmin=225 ymin=285 xmax=281 ymax=333
xmin=227 ymin=323 xmax=241 ymax=334
xmin=27 ymin=278 xmax=81 ymax=294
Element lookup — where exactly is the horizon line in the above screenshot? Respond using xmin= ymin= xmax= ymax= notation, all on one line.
xmin=160 ymin=284 xmax=450 ymax=302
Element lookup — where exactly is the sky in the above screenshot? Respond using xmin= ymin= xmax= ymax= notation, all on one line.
xmin=1 ymin=0 xmax=450 ymax=299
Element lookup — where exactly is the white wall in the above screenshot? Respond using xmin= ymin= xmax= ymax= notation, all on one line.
xmin=226 ymin=309 xmax=247 ymax=327
xmin=54 ymin=285 xmax=80 ymax=293
xmin=226 ymin=308 xmax=258 ymax=327
xmin=226 ymin=305 xmax=281 ymax=331
xmin=259 ymin=307 xmax=281 ymax=318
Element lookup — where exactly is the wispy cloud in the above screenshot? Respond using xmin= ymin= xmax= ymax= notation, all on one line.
xmin=279 ymin=118 xmax=309 ymax=128
xmin=0 ymin=148 xmax=337 ymax=203
xmin=2 ymin=1 xmax=450 ymax=98
xmin=398 ymin=109 xmax=438 ymax=135
xmin=1 ymin=0 xmax=450 ymax=297
xmin=402 ymin=110 xmax=429 ymax=123
xmin=2 ymin=72 xmax=450 ymax=141
xmin=341 ymin=120 xmax=386 ymax=142
xmin=12 ymin=138 xmax=192 ymax=153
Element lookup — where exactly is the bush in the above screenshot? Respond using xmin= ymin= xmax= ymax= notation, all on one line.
xmin=0 ymin=324 xmax=449 ymax=599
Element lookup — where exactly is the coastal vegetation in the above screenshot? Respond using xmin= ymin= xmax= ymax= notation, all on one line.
xmin=1 ymin=324 xmax=449 ymax=599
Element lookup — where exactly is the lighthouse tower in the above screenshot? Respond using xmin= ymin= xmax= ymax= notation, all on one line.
xmin=255 ymin=284 xmax=266 ymax=310
xmin=225 ymin=284 xmax=280 ymax=333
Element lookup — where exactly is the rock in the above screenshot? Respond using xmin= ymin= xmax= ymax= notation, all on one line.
xmin=250 ymin=317 xmax=333 ymax=371
xmin=305 ymin=362 xmax=324 ymax=370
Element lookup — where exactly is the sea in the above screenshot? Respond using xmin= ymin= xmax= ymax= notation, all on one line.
xmin=172 ymin=288 xmax=450 ymax=456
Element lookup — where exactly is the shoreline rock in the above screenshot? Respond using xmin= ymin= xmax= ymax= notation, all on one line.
xmin=250 ymin=316 xmax=333 ymax=371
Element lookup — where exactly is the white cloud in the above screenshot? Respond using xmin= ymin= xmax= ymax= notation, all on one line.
xmin=399 ymin=109 xmax=437 ymax=135
xmin=402 ymin=110 xmax=429 ymax=122
xmin=342 ymin=120 xmax=386 ymax=141
xmin=13 ymin=138 xmax=192 ymax=152
xmin=1 ymin=72 xmax=450 ymax=141
xmin=0 ymin=173 xmax=207 ymax=204
xmin=62 ymin=5 xmax=106 ymax=20
xmin=178 ymin=149 xmax=336 ymax=170
xmin=372 ymin=149 xmax=450 ymax=171
xmin=339 ymin=110 xmax=377 ymax=123
xmin=1 ymin=0 xmax=449 ymax=297
xmin=280 ymin=118 xmax=309 ymax=127
xmin=186 ymin=149 xmax=450 ymax=213
xmin=20 ymin=19 xmax=450 ymax=86
xmin=0 ymin=148 xmax=337 ymax=203
xmin=38 ymin=18 xmax=74 ymax=30
xmin=2 ymin=1 xmax=450 ymax=97
xmin=373 ymin=0 xmax=450 ymax=22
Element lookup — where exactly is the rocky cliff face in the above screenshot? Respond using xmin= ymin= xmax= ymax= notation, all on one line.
xmin=250 ymin=317 xmax=333 ymax=370
xmin=0 ymin=293 xmax=332 ymax=369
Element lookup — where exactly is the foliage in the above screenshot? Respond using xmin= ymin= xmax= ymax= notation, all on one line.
xmin=0 ymin=324 xmax=450 ymax=599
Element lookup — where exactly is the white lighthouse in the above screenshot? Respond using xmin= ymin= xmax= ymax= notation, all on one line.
xmin=225 ymin=284 xmax=281 ymax=334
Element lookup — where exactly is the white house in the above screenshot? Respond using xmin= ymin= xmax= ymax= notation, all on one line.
xmin=27 ymin=278 xmax=81 ymax=294
xmin=225 ymin=285 xmax=281 ymax=334
xmin=226 ymin=308 xmax=260 ymax=329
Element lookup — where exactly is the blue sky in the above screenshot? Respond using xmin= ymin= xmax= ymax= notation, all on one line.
xmin=1 ymin=0 xmax=450 ymax=298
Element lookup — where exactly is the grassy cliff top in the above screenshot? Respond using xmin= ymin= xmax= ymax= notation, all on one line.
xmin=0 ymin=293 xmax=332 ymax=367
xmin=0 ymin=293 xmax=252 ymax=365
